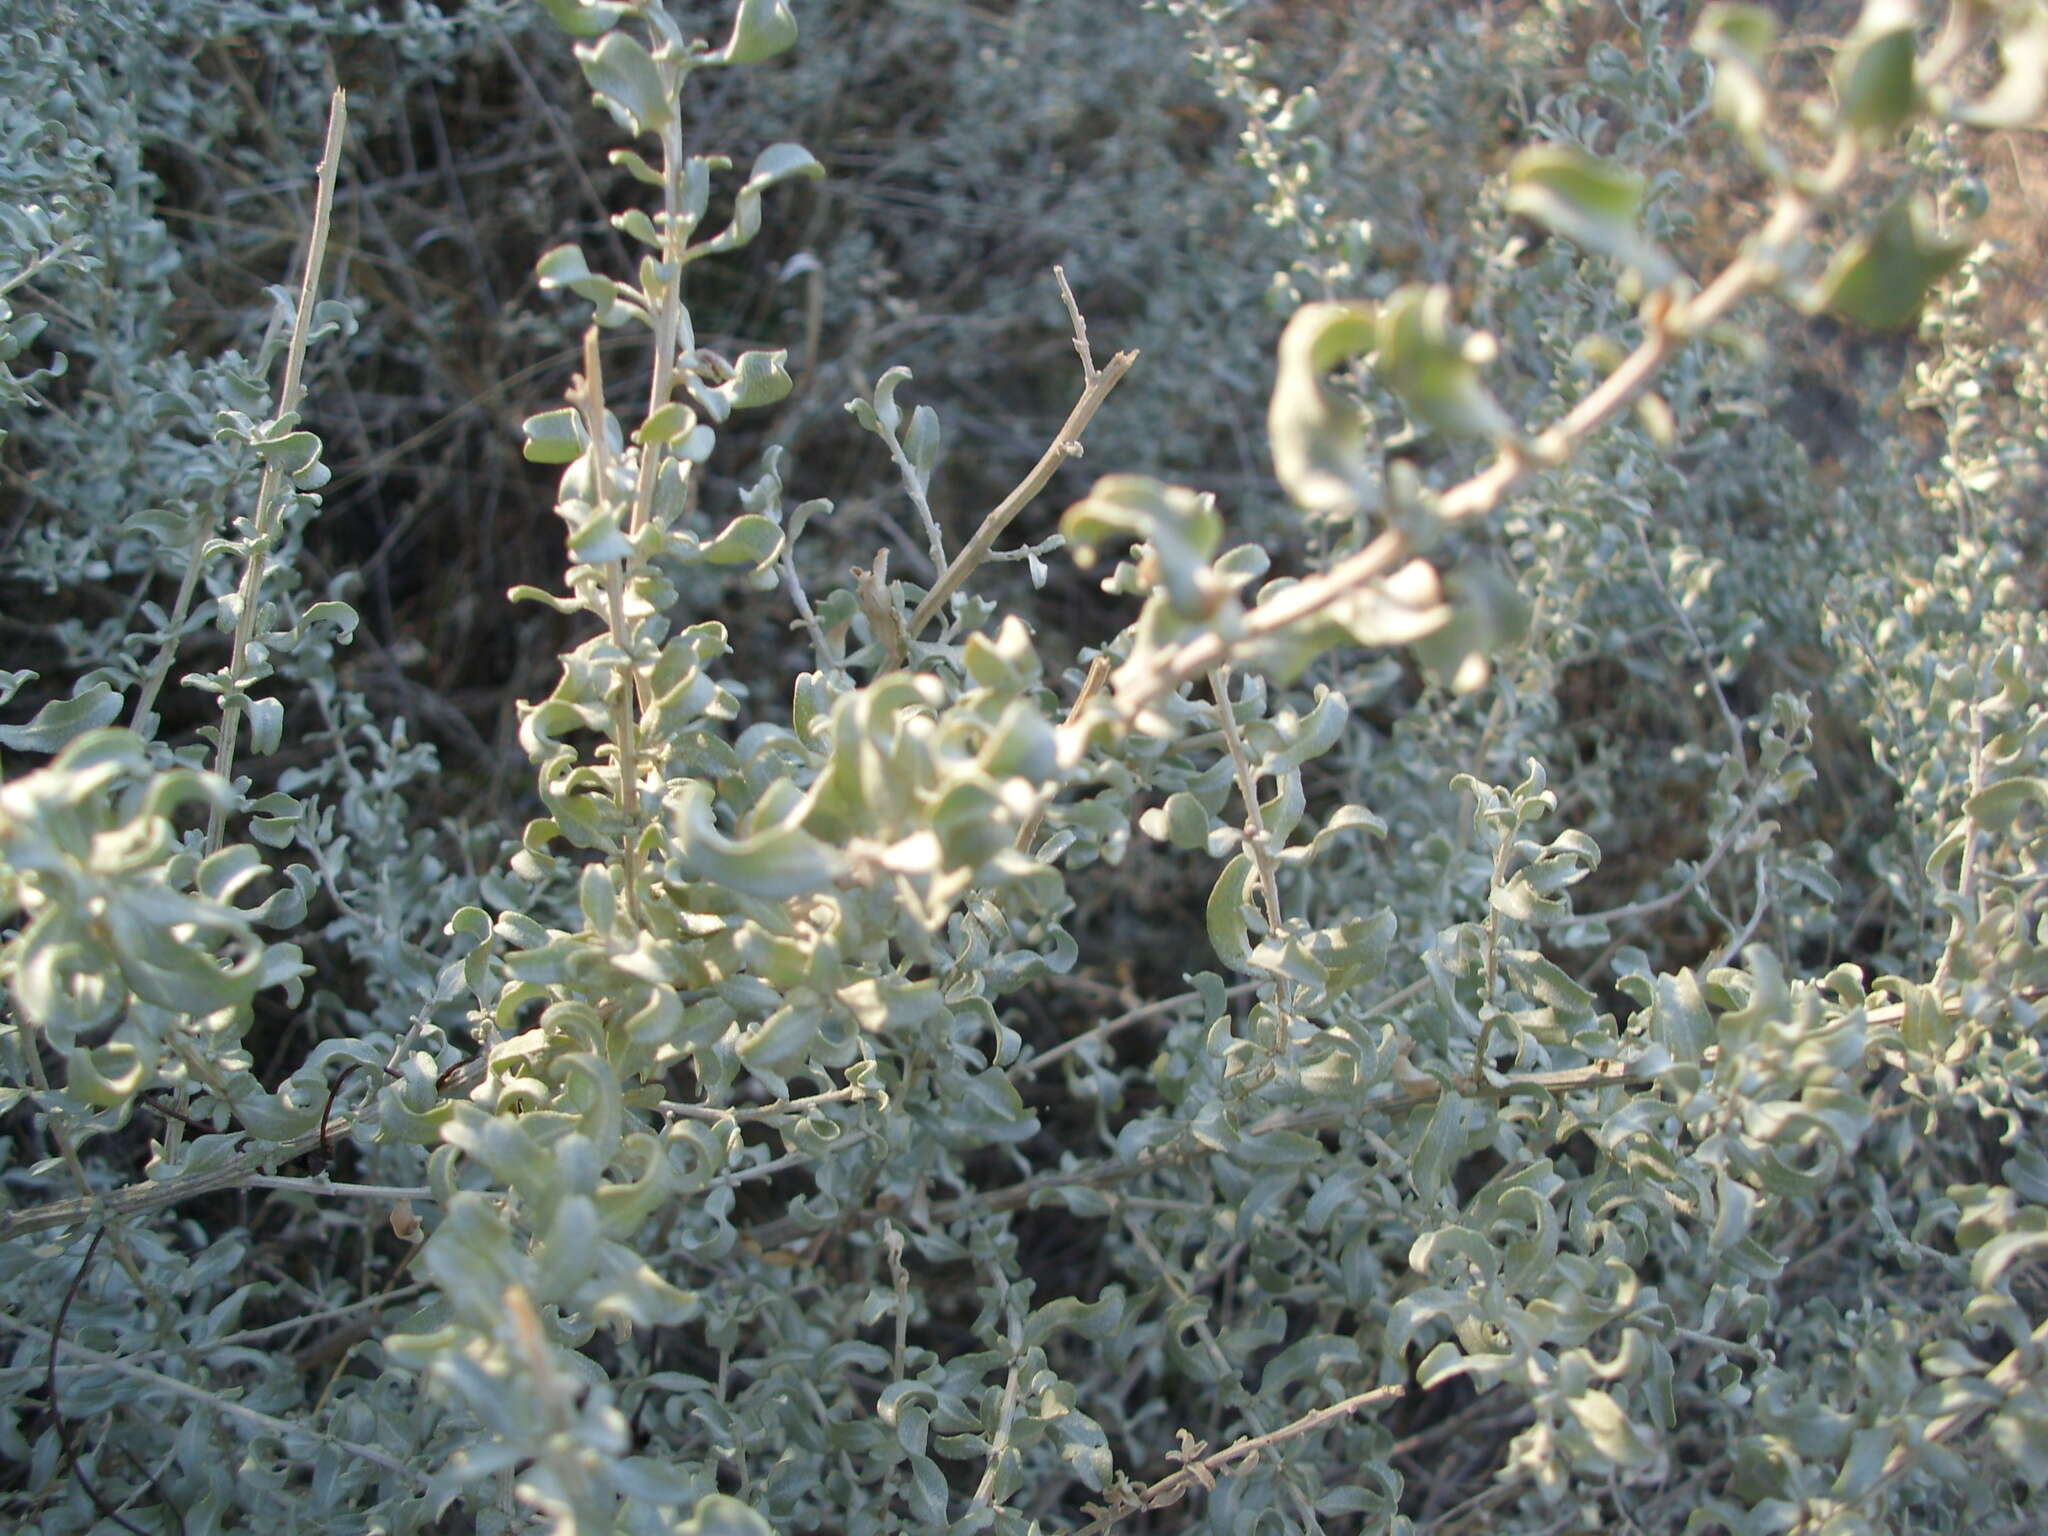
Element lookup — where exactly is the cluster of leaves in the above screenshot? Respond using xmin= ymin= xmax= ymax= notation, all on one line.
xmin=2 ymin=1 xmax=2046 ymax=1534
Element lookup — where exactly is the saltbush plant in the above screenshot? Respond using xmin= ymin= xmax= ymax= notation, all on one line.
xmin=2 ymin=2 xmax=2045 ymax=1534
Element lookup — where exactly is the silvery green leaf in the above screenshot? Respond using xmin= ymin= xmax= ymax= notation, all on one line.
xmin=1711 ymin=1170 xmax=1760 ymax=1254
xmin=1231 ymin=1124 xmax=1322 ymax=1168
xmin=536 ymin=242 xmax=624 ymax=313
xmin=905 ymin=1454 xmax=949 ymax=1527
xmin=1964 ymin=775 xmax=2047 ymax=829
xmin=66 ymin=1044 xmax=148 ymax=1108
xmin=0 ymin=681 xmax=122 ymax=753
xmin=1372 ymin=284 xmax=1518 ymax=442
xmin=522 ymin=407 xmax=582 ymax=462
xmin=608 ymin=147 xmax=666 ymax=186
xmin=1507 ymin=146 xmax=1677 ymax=287
xmin=245 ymin=695 xmax=284 ymax=756
xmin=698 ymin=513 xmax=783 ymax=570
xmin=714 ymin=0 xmax=799 ymax=66
xmin=787 ymin=496 xmax=832 ymax=544
xmin=865 ymin=364 xmax=910 ymax=437
xmin=536 ymin=0 xmax=629 ymax=38
xmin=1259 ymin=1333 xmax=1360 ymax=1399
xmin=973 ymin=697 xmax=1057 ymax=781
xmin=904 ymin=403 xmax=941 ymax=482
xmin=1694 ymin=3 xmax=1777 ymax=68
xmin=1647 ymin=967 xmax=1713 ymax=1063
xmin=669 ymin=778 xmax=844 ymax=898
xmin=1061 ymin=474 xmax=1222 ymax=619
xmin=1410 ymin=1089 xmax=1480 ymax=1203
xmin=616 ymin=206 xmax=662 ymax=250
xmin=678 ymin=154 xmax=728 ymax=233
xmin=738 ymin=998 xmax=824 ymax=1074
xmin=1263 ymin=685 xmax=1348 ymax=774
xmin=1693 ymin=6 xmax=1782 ymax=167
xmin=696 ymin=349 xmax=793 ymax=421
xmin=577 ymin=30 xmax=674 ymax=135
xmin=697 ymin=143 xmax=824 ymax=256
xmin=247 ymin=790 xmax=303 ymax=849
xmin=567 ymin=505 xmax=632 ymax=564
xmin=1803 ymin=197 xmax=1968 ymax=329
xmin=1267 ymin=301 xmax=1376 ymax=516
xmin=1206 ymin=853 xmax=1256 ymax=970
xmin=1140 ymin=790 xmax=1212 ymax=850
xmin=961 ymin=615 xmax=1042 ymax=692
xmin=636 ymin=401 xmax=694 ymax=446
xmin=1565 ymin=1387 xmax=1658 ymax=1468
xmin=1410 ymin=563 xmax=1530 ymax=694
xmin=1832 ymin=0 xmax=1918 ymax=136
xmin=1023 ymin=1289 xmax=1126 ymax=1349
xmin=253 ymin=427 xmax=322 ymax=476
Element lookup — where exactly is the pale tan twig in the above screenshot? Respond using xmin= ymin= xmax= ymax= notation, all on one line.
xmin=658 ymin=1080 xmax=871 ymax=1122
xmin=244 ymin=1175 xmax=432 ymax=1201
xmin=906 ymin=270 xmax=1137 ymax=639
xmin=1210 ymin=665 xmax=1285 ymax=935
xmin=1115 ymin=138 xmax=1878 ymax=721
xmin=206 ymin=89 xmax=348 ymax=853
xmin=1077 ymin=1380 xmax=1405 ymax=1534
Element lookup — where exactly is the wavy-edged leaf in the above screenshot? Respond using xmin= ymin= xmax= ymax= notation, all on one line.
xmin=1507 ymin=145 xmax=1677 ymax=286
xmin=1804 ymin=198 xmax=1967 ymax=330
xmin=1268 ymin=301 xmax=1377 ymax=516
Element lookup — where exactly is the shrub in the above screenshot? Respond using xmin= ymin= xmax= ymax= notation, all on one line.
xmin=2 ymin=2 xmax=2044 ymax=1533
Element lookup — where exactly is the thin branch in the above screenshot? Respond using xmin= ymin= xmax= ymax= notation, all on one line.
xmin=658 ymin=1080 xmax=870 ymax=1123
xmin=1210 ymin=666 xmax=1285 ymax=935
xmin=1008 ymin=977 xmax=1260 ymax=1082
xmin=1705 ymin=860 xmax=1772 ymax=974
xmin=0 ymin=1286 xmax=429 ymax=1378
xmin=243 ymin=1175 xmax=432 ymax=1201
xmin=207 ymin=88 xmax=348 ymax=854
xmin=969 ymin=1358 xmax=1024 ymax=1511
xmin=746 ymin=1011 xmax=1963 ymax=1251
xmin=1631 ymin=518 xmax=1748 ymax=772
xmin=1110 ymin=1219 xmax=1326 ymax=1532
xmin=877 ymin=399 xmax=948 ymax=573
xmin=11 ymin=986 xmax=2021 ymax=1250
xmin=0 ymin=1054 xmax=486 ymax=1244
xmin=1055 ymin=264 xmax=1101 ymax=382
xmin=906 ymin=271 xmax=1137 ymax=639
xmin=1077 ymin=1382 xmax=1405 ymax=1535
xmin=1114 ymin=145 xmax=1876 ymax=721
xmin=0 ymin=1309 xmax=429 ymax=1485
xmin=1577 ymin=793 xmax=1764 ymax=929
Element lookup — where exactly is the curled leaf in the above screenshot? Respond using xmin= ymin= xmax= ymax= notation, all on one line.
xmin=1268 ymin=301 xmax=1377 ymax=517
xmin=1803 ymin=197 xmax=1967 ymax=330
xmin=1373 ymin=285 xmax=1518 ymax=442
xmin=1506 ymin=145 xmax=1677 ymax=287
xmin=714 ymin=0 xmax=798 ymax=66
xmin=576 ymin=30 xmax=674 ymax=136
xmin=668 ymin=779 xmax=844 ymax=899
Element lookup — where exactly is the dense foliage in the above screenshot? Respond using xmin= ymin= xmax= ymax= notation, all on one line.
xmin=2 ymin=1 xmax=2044 ymax=1533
